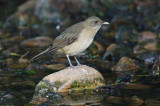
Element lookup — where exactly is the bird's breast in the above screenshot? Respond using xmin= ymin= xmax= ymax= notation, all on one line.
xmin=62 ymin=27 xmax=97 ymax=56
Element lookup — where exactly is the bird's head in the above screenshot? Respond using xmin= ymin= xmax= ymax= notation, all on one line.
xmin=84 ymin=16 xmax=109 ymax=30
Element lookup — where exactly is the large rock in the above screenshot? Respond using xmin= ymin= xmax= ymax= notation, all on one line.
xmin=35 ymin=65 xmax=106 ymax=93
xmin=31 ymin=65 xmax=106 ymax=104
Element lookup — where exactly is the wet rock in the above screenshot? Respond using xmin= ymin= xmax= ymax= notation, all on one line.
xmin=105 ymin=96 xmax=122 ymax=104
xmin=88 ymin=59 xmax=112 ymax=70
xmin=44 ymin=64 xmax=66 ymax=70
xmin=136 ymin=52 xmax=159 ymax=64
xmin=144 ymin=40 xmax=160 ymax=51
xmin=145 ymin=99 xmax=160 ymax=106
xmin=30 ymin=97 xmax=48 ymax=105
xmin=19 ymin=58 xmax=29 ymax=64
xmin=138 ymin=31 xmax=157 ymax=43
xmin=5 ymin=58 xmax=14 ymax=66
xmin=34 ymin=65 xmax=106 ymax=94
xmin=21 ymin=36 xmax=53 ymax=47
xmin=0 ymin=44 xmax=3 ymax=50
xmin=103 ymin=43 xmax=117 ymax=59
xmin=92 ymin=41 xmax=105 ymax=52
xmin=134 ymin=0 xmax=157 ymax=7
xmin=27 ymin=63 xmax=46 ymax=71
xmin=8 ymin=63 xmax=28 ymax=69
xmin=2 ymin=46 xmax=20 ymax=56
xmin=9 ymin=52 xmax=21 ymax=57
xmin=121 ymin=83 xmax=150 ymax=90
xmin=0 ymin=77 xmax=10 ymax=85
xmin=0 ymin=91 xmax=17 ymax=104
xmin=88 ymin=41 xmax=105 ymax=55
xmin=134 ymin=39 xmax=160 ymax=54
xmin=11 ymin=81 xmax=36 ymax=89
xmin=112 ymin=57 xmax=138 ymax=72
xmin=31 ymin=90 xmax=102 ymax=105
xmin=124 ymin=96 xmax=144 ymax=106
xmin=0 ymin=36 xmax=24 ymax=45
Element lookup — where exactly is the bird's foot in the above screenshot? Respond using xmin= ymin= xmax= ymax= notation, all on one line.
xmin=77 ymin=63 xmax=82 ymax=66
xmin=69 ymin=65 xmax=77 ymax=70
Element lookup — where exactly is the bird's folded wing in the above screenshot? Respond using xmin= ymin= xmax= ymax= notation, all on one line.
xmin=51 ymin=22 xmax=84 ymax=50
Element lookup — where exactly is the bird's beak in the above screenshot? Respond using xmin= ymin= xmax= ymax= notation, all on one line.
xmin=102 ymin=21 xmax=109 ymax=24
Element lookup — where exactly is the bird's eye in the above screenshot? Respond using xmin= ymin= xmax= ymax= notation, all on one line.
xmin=95 ymin=21 xmax=98 ymax=24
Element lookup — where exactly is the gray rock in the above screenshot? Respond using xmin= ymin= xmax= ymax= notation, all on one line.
xmin=31 ymin=65 xmax=105 ymax=104
xmin=35 ymin=65 xmax=106 ymax=93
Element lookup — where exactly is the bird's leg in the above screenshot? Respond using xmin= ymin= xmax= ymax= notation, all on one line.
xmin=74 ymin=56 xmax=81 ymax=66
xmin=66 ymin=55 xmax=73 ymax=67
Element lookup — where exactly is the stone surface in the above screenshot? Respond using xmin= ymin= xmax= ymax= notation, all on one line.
xmin=103 ymin=43 xmax=117 ymax=59
xmin=31 ymin=65 xmax=106 ymax=104
xmin=138 ymin=31 xmax=157 ymax=43
xmin=44 ymin=64 xmax=66 ymax=70
xmin=133 ymin=39 xmax=160 ymax=54
xmin=112 ymin=57 xmax=138 ymax=72
xmin=124 ymin=96 xmax=144 ymax=106
xmin=21 ymin=36 xmax=53 ymax=47
xmin=35 ymin=65 xmax=106 ymax=93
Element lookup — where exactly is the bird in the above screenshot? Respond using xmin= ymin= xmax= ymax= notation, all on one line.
xmin=30 ymin=16 xmax=109 ymax=67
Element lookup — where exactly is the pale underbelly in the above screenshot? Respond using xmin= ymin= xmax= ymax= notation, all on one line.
xmin=61 ymin=37 xmax=93 ymax=56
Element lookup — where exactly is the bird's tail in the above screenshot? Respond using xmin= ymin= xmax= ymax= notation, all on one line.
xmin=30 ymin=45 xmax=55 ymax=62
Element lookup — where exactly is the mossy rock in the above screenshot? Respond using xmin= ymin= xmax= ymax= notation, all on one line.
xmin=34 ymin=65 xmax=106 ymax=93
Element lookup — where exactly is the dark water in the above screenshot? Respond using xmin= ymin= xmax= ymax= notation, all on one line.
xmin=0 ymin=0 xmax=160 ymax=105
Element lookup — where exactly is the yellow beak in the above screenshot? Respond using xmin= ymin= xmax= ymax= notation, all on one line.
xmin=102 ymin=22 xmax=109 ymax=24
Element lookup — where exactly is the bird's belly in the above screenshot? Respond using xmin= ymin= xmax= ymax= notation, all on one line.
xmin=62 ymin=37 xmax=94 ymax=56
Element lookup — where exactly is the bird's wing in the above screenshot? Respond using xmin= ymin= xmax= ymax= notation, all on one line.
xmin=30 ymin=22 xmax=84 ymax=62
xmin=52 ymin=22 xmax=84 ymax=49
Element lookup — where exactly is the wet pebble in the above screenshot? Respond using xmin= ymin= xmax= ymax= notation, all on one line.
xmin=138 ymin=31 xmax=157 ymax=43
xmin=134 ymin=39 xmax=160 ymax=54
xmin=44 ymin=64 xmax=66 ymax=70
xmin=124 ymin=95 xmax=144 ymax=106
xmin=11 ymin=80 xmax=36 ymax=89
xmin=19 ymin=58 xmax=29 ymax=64
xmin=93 ymin=41 xmax=105 ymax=52
xmin=103 ymin=43 xmax=117 ymax=59
xmin=0 ymin=36 xmax=24 ymax=44
xmin=0 ymin=77 xmax=10 ymax=85
xmin=136 ymin=52 xmax=159 ymax=64
xmin=112 ymin=57 xmax=138 ymax=72
xmin=21 ymin=36 xmax=53 ymax=47
xmin=105 ymin=96 xmax=122 ymax=104
xmin=145 ymin=99 xmax=160 ymax=106
xmin=5 ymin=58 xmax=14 ymax=66
xmin=8 ymin=63 xmax=28 ymax=69
xmin=0 ymin=91 xmax=17 ymax=104
xmin=0 ymin=44 xmax=3 ymax=50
